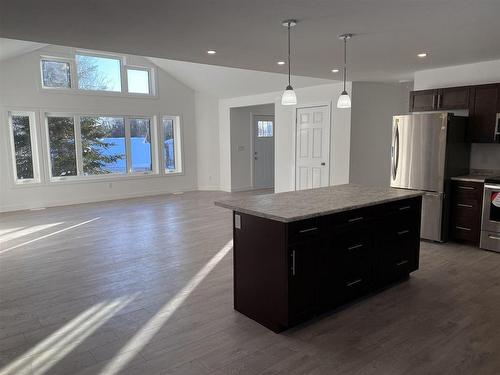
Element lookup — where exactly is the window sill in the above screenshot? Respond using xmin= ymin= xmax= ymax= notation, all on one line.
xmin=9 ymin=171 xmax=184 ymax=188
xmin=38 ymin=86 xmax=158 ymax=100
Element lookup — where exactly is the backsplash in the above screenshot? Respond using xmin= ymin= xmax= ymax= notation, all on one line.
xmin=470 ymin=143 xmax=500 ymax=170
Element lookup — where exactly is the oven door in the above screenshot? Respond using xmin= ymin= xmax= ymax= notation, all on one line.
xmin=482 ymin=184 xmax=500 ymax=232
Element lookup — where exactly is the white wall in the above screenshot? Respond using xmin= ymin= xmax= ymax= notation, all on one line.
xmin=230 ymin=104 xmax=274 ymax=191
xmin=195 ymin=92 xmax=220 ymax=190
xmin=349 ymin=82 xmax=412 ymax=187
xmin=218 ymin=83 xmax=352 ymax=193
xmin=414 ymin=59 xmax=500 ymax=90
xmin=414 ymin=59 xmax=500 ymax=173
xmin=0 ymin=45 xmax=198 ymax=212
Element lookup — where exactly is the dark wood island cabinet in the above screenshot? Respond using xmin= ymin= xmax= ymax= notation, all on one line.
xmin=215 ymin=185 xmax=423 ymax=332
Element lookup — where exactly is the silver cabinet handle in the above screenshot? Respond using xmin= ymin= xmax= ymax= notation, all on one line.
xmin=299 ymin=227 xmax=318 ymax=234
xmin=458 ymin=186 xmax=474 ymax=190
xmin=347 ymin=279 xmax=363 ymax=287
xmin=348 ymin=217 xmax=364 ymax=223
xmin=348 ymin=244 xmax=363 ymax=251
xmin=488 ymin=235 xmax=500 ymax=241
xmin=457 ymin=203 xmax=473 ymax=208
xmin=396 ymin=260 xmax=409 ymax=266
xmin=399 ymin=206 xmax=411 ymax=211
xmin=455 ymin=226 xmax=471 ymax=231
xmin=397 ymin=229 xmax=410 ymax=236
xmin=291 ymin=250 xmax=296 ymax=276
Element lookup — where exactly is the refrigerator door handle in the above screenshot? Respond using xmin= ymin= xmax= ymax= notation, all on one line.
xmin=392 ymin=123 xmax=400 ymax=180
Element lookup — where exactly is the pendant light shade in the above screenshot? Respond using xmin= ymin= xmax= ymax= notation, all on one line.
xmin=337 ymin=90 xmax=351 ymax=108
xmin=337 ymin=34 xmax=352 ymax=109
xmin=282 ymin=85 xmax=297 ymax=105
xmin=281 ymin=20 xmax=297 ymax=106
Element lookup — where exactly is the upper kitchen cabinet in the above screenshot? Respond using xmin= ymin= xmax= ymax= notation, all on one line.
xmin=409 ymin=89 xmax=438 ymax=112
xmin=409 ymin=87 xmax=470 ymax=112
xmin=468 ymin=84 xmax=500 ymax=143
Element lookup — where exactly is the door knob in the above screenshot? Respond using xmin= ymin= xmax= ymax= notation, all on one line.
xmin=321 ymin=162 xmax=326 ymax=166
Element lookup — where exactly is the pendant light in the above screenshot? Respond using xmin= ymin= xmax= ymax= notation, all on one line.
xmin=337 ymin=33 xmax=353 ymax=109
xmin=281 ymin=19 xmax=297 ymax=106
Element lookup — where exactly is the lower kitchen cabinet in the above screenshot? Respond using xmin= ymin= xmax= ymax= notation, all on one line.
xmin=450 ymin=180 xmax=484 ymax=244
xmin=233 ymin=197 xmax=422 ymax=332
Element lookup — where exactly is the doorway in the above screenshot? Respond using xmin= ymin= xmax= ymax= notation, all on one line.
xmin=253 ymin=115 xmax=275 ymax=189
xmin=295 ymin=105 xmax=331 ymax=190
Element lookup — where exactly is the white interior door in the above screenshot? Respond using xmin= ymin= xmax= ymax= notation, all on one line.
xmin=253 ymin=115 xmax=275 ymax=189
xmin=295 ymin=105 xmax=330 ymax=190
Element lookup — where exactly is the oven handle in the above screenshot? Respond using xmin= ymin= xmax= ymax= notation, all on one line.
xmin=484 ymin=184 xmax=500 ymax=190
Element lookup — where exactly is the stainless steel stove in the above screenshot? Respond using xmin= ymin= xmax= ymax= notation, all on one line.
xmin=481 ymin=176 xmax=500 ymax=252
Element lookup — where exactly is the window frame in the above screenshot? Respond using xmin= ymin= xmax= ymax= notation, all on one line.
xmin=43 ymin=112 xmax=160 ymax=182
xmin=40 ymin=56 xmax=75 ymax=91
xmin=39 ymin=51 xmax=156 ymax=98
xmin=126 ymin=66 xmax=153 ymax=96
xmin=160 ymin=115 xmax=183 ymax=175
xmin=7 ymin=110 xmax=42 ymax=185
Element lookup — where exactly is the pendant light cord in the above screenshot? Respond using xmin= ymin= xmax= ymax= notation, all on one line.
xmin=343 ymin=36 xmax=347 ymax=92
xmin=288 ymin=22 xmax=291 ymax=86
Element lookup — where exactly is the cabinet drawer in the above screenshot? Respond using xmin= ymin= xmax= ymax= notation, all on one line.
xmin=326 ymin=206 xmax=373 ymax=231
xmin=451 ymin=181 xmax=483 ymax=201
xmin=288 ymin=218 xmax=320 ymax=243
xmin=451 ymin=225 xmax=479 ymax=243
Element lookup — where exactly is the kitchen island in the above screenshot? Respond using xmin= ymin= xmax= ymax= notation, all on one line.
xmin=215 ymin=184 xmax=423 ymax=332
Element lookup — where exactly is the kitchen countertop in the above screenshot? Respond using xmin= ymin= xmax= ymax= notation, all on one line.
xmin=451 ymin=170 xmax=500 ymax=183
xmin=215 ymin=184 xmax=423 ymax=222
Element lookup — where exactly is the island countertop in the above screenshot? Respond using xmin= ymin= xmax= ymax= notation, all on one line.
xmin=214 ymin=184 xmax=424 ymax=223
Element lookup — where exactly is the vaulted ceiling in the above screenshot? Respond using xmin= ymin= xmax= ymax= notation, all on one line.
xmin=1 ymin=0 xmax=499 ymax=81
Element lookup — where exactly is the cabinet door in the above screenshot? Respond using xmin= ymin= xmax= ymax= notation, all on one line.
xmin=288 ymin=240 xmax=318 ymax=323
xmin=409 ymin=90 xmax=438 ymax=112
xmin=438 ymin=87 xmax=469 ymax=110
xmin=468 ymin=85 xmax=499 ymax=143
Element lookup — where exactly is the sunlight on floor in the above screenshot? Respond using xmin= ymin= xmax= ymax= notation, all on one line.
xmin=98 ymin=239 xmax=234 ymax=375
xmin=0 ymin=222 xmax=64 ymax=242
xmin=0 ymin=294 xmax=136 ymax=375
xmin=0 ymin=218 xmax=101 ymax=254
xmin=0 ymin=226 xmax=26 ymax=237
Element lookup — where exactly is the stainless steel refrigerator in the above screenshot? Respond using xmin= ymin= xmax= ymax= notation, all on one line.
xmin=390 ymin=112 xmax=470 ymax=242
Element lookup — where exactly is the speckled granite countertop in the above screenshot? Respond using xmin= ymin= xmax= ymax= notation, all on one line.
xmin=451 ymin=175 xmax=490 ymax=183
xmin=215 ymin=184 xmax=423 ymax=222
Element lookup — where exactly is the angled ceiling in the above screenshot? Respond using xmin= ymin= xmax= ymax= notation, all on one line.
xmin=149 ymin=58 xmax=332 ymax=98
xmin=0 ymin=38 xmax=47 ymax=61
xmin=1 ymin=1 xmax=499 ymax=81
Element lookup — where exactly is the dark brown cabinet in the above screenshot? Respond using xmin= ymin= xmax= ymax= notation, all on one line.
xmin=468 ymin=84 xmax=500 ymax=143
xmin=233 ymin=197 xmax=422 ymax=332
xmin=409 ymin=89 xmax=438 ymax=112
xmin=409 ymin=83 xmax=500 ymax=143
xmin=439 ymin=87 xmax=470 ymax=110
xmin=409 ymin=87 xmax=470 ymax=112
xmin=450 ymin=180 xmax=484 ymax=244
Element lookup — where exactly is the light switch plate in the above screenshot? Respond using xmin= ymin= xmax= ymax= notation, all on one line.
xmin=235 ymin=214 xmax=241 ymax=229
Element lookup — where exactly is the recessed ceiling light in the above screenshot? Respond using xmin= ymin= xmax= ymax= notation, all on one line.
xmin=207 ymin=50 xmax=216 ymax=55
xmin=417 ymin=53 xmax=427 ymax=58
xmin=277 ymin=61 xmax=285 ymax=65
xmin=331 ymin=69 xmax=339 ymax=73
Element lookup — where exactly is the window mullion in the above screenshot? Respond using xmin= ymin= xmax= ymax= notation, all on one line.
xmin=74 ymin=115 xmax=84 ymax=176
xmin=125 ymin=117 xmax=132 ymax=174
xmin=159 ymin=116 xmax=165 ymax=175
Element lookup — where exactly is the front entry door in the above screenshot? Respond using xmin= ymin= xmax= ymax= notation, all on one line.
xmin=253 ymin=115 xmax=275 ymax=189
xmin=295 ymin=105 xmax=330 ymax=190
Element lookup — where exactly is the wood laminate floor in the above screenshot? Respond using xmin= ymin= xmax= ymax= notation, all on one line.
xmin=1 ymin=191 xmax=500 ymax=375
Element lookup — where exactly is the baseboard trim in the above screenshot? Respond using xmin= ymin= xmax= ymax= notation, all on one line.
xmin=0 ymin=186 xmax=201 ymax=213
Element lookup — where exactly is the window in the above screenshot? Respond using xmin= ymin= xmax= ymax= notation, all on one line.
xmin=41 ymin=59 xmax=71 ymax=88
xmin=47 ymin=116 xmax=77 ymax=178
xmin=76 ymin=54 xmax=122 ymax=92
xmin=130 ymin=118 xmax=153 ymax=173
xmin=127 ymin=68 xmax=150 ymax=94
xmin=162 ymin=116 xmax=182 ymax=173
xmin=257 ymin=120 xmax=273 ymax=137
xmin=80 ymin=116 xmax=126 ymax=175
xmin=8 ymin=112 xmax=40 ymax=183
